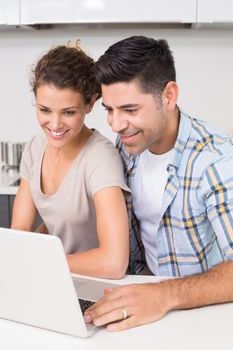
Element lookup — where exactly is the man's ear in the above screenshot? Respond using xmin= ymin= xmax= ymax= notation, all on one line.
xmin=85 ymin=93 xmax=99 ymax=113
xmin=162 ymin=81 xmax=179 ymax=111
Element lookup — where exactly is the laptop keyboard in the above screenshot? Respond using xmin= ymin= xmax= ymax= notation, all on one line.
xmin=78 ymin=298 xmax=95 ymax=314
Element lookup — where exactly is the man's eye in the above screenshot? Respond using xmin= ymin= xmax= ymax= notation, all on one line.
xmin=126 ymin=109 xmax=137 ymax=113
xmin=104 ymin=107 xmax=113 ymax=113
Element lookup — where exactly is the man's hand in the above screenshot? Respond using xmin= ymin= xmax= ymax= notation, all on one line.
xmin=84 ymin=282 xmax=172 ymax=332
xmin=84 ymin=262 xmax=233 ymax=332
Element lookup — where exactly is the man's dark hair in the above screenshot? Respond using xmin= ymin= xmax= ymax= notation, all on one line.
xmin=95 ymin=35 xmax=176 ymax=98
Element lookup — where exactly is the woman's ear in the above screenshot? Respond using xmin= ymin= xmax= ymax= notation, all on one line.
xmin=162 ymin=81 xmax=179 ymax=111
xmin=85 ymin=93 xmax=99 ymax=113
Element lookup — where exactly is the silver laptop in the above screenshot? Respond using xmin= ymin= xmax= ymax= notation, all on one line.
xmin=0 ymin=227 xmax=119 ymax=338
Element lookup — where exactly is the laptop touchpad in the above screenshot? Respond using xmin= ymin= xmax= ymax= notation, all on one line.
xmin=72 ymin=277 xmax=119 ymax=301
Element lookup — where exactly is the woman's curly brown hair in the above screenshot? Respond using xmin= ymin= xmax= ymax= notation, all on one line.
xmin=31 ymin=40 xmax=101 ymax=104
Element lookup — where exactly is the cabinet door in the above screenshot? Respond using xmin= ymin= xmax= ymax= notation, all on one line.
xmin=0 ymin=0 xmax=20 ymax=24
xmin=197 ymin=0 xmax=233 ymax=22
xmin=9 ymin=195 xmax=15 ymax=227
xmin=0 ymin=195 xmax=10 ymax=228
xmin=20 ymin=0 xmax=196 ymax=24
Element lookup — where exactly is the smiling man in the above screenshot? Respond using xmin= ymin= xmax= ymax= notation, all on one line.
xmin=84 ymin=35 xmax=233 ymax=331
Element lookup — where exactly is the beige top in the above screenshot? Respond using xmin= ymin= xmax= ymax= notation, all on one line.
xmin=20 ymin=130 xmax=129 ymax=254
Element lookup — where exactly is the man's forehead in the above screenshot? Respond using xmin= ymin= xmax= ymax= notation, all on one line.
xmin=101 ymin=81 xmax=148 ymax=107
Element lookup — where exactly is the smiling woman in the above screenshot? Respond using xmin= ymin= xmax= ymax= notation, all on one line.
xmin=36 ymin=84 xmax=89 ymax=152
xmin=10 ymin=41 xmax=130 ymax=279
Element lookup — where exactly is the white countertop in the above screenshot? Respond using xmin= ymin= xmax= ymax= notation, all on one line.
xmin=0 ymin=274 xmax=232 ymax=350
xmin=0 ymin=186 xmax=18 ymax=195
xmin=0 ymin=170 xmax=19 ymax=195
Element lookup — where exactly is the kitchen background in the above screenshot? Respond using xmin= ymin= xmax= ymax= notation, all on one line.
xmin=0 ymin=0 xmax=233 ymax=227
xmin=1 ymin=0 xmax=233 ymax=146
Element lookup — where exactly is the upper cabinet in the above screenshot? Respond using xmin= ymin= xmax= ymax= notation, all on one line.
xmin=197 ymin=0 xmax=233 ymax=23
xmin=20 ymin=0 xmax=196 ymax=25
xmin=0 ymin=0 xmax=19 ymax=24
xmin=1 ymin=0 xmax=233 ymax=27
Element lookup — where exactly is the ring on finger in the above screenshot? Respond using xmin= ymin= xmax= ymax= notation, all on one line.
xmin=122 ymin=308 xmax=128 ymax=320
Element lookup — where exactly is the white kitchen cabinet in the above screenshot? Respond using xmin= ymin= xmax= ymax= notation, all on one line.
xmin=20 ymin=0 xmax=196 ymax=25
xmin=0 ymin=0 xmax=19 ymax=24
xmin=197 ymin=0 xmax=233 ymax=22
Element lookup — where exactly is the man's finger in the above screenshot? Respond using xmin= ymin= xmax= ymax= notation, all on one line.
xmin=92 ymin=307 xmax=130 ymax=327
xmin=84 ymin=296 xmax=123 ymax=322
xmin=106 ymin=316 xmax=136 ymax=332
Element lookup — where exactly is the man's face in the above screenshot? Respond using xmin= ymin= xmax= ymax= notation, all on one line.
xmin=101 ymin=80 xmax=167 ymax=155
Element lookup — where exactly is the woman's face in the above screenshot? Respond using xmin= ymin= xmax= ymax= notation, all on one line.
xmin=36 ymin=84 xmax=93 ymax=148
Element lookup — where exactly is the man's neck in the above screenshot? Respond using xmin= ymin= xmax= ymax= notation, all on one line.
xmin=149 ymin=107 xmax=180 ymax=155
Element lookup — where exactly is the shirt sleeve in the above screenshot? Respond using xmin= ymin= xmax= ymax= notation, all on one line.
xmin=20 ymin=136 xmax=35 ymax=181
xmin=85 ymin=141 xmax=130 ymax=197
xmin=20 ymin=134 xmax=45 ymax=181
xmin=203 ymin=154 xmax=233 ymax=260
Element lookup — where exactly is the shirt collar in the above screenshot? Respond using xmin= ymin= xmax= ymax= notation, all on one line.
xmin=168 ymin=110 xmax=192 ymax=170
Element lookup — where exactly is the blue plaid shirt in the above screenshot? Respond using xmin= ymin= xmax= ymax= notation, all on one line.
xmin=117 ymin=111 xmax=233 ymax=276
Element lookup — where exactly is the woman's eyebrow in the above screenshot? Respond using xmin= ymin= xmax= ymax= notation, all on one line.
xmin=62 ymin=106 xmax=80 ymax=110
xmin=37 ymin=103 xmax=48 ymax=108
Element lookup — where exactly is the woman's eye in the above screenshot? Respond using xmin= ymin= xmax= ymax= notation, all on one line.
xmin=64 ymin=111 xmax=75 ymax=116
xmin=39 ymin=108 xmax=49 ymax=113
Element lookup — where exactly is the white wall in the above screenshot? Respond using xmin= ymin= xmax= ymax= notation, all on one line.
xmin=0 ymin=24 xmax=233 ymax=142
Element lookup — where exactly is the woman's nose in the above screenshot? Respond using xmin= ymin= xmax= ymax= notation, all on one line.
xmin=50 ymin=114 xmax=63 ymax=130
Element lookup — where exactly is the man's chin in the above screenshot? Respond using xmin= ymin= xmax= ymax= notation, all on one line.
xmin=124 ymin=144 xmax=145 ymax=155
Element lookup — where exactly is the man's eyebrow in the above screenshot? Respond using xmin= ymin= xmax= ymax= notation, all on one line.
xmin=102 ymin=102 xmax=139 ymax=109
xmin=102 ymin=102 xmax=110 ymax=108
xmin=119 ymin=103 xmax=139 ymax=109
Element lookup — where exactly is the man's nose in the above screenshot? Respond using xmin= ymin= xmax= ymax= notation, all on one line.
xmin=109 ymin=113 xmax=128 ymax=133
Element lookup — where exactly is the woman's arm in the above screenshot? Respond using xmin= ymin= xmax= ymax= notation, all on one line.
xmin=67 ymin=186 xmax=129 ymax=279
xmin=11 ymin=178 xmax=37 ymax=231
